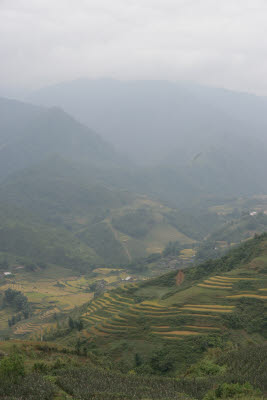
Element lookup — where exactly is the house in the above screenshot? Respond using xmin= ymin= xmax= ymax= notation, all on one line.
xmin=122 ymin=276 xmax=133 ymax=281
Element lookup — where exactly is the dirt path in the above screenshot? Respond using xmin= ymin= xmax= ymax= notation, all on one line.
xmin=108 ymin=221 xmax=132 ymax=262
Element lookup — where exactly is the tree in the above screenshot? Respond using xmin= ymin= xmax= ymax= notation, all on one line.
xmin=68 ymin=317 xmax=74 ymax=330
xmin=150 ymin=349 xmax=175 ymax=373
xmin=135 ymin=353 xmax=142 ymax=367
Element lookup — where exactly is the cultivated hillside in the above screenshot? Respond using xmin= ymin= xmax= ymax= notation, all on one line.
xmin=58 ymin=233 xmax=267 ymax=374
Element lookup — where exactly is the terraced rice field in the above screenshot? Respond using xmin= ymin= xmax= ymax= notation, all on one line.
xmin=178 ymin=314 xmax=219 ymax=318
xmin=154 ymin=330 xmax=201 ymax=336
xmin=204 ymin=280 xmax=232 ymax=286
xmin=184 ymin=305 xmax=234 ymax=309
xmin=181 ymin=306 xmax=232 ymax=313
xmin=0 ymin=264 xmax=136 ymax=337
xmin=198 ymin=284 xmax=233 ymax=289
xmin=81 ymin=284 xmax=231 ymax=340
xmin=226 ymin=294 xmax=267 ymax=299
xmin=13 ymin=308 xmax=58 ymax=336
xmin=10 ymin=267 xmax=267 ymax=343
xmin=184 ymin=325 xmax=220 ymax=330
xmin=80 ymin=268 xmax=267 ymax=343
xmin=215 ymin=276 xmax=258 ymax=281
xmin=197 ymin=274 xmax=260 ymax=290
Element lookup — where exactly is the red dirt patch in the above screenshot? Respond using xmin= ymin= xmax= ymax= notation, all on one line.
xmin=176 ymin=270 xmax=185 ymax=286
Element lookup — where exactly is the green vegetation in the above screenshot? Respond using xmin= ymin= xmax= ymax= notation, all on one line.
xmin=3 ymin=289 xmax=30 ymax=313
xmin=203 ymin=383 xmax=263 ymax=400
xmin=163 ymin=209 xmax=225 ymax=241
xmin=0 ymin=340 xmax=266 ymax=399
xmin=78 ymin=221 xmax=129 ymax=264
xmin=112 ymin=208 xmax=156 ymax=238
xmin=0 ymin=349 xmax=54 ymax=399
xmin=0 ymin=202 xmax=100 ymax=270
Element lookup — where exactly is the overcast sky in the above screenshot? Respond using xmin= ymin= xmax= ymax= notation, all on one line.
xmin=1 ymin=0 xmax=267 ymax=95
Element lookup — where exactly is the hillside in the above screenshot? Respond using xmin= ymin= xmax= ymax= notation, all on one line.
xmin=0 ymin=98 xmax=123 ymax=181
xmin=0 ymin=202 xmax=100 ymax=269
xmin=51 ymin=234 xmax=267 ymax=375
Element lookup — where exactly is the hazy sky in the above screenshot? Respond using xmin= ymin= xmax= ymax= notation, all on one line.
xmin=1 ymin=0 xmax=267 ymax=94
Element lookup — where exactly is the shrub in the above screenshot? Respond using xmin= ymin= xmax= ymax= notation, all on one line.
xmin=189 ymin=358 xmax=226 ymax=377
xmin=33 ymin=362 xmax=49 ymax=374
xmin=203 ymin=382 xmax=262 ymax=399
xmin=0 ymin=353 xmax=25 ymax=383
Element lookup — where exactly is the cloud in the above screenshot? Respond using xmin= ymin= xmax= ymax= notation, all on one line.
xmin=1 ymin=0 xmax=267 ymax=94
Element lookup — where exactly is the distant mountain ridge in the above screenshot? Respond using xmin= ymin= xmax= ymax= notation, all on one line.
xmin=27 ymin=79 xmax=267 ymax=202
xmin=28 ymin=79 xmax=267 ymax=161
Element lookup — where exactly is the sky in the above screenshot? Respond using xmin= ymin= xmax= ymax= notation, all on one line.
xmin=1 ymin=0 xmax=267 ymax=95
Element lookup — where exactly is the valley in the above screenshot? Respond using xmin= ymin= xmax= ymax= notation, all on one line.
xmin=0 ymin=88 xmax=267 ymax=399
xmin=2 ymin=1 xmax=267 ymax=398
